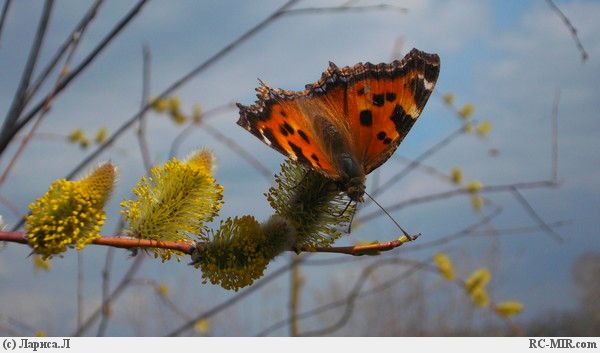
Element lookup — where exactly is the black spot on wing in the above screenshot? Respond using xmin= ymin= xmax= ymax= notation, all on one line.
xmin=359 ymin=110 xmax=373 ymax=127
xmin=282 ymin=122 xmax=295 ymax=135
xmin=288 ymin=141 xmax=311 ymax=165
xmin=297 ymin=129 xmax=310 ymax=144
xmin=372 ymin=93 xmax=384 ymax=107
xmin=409 ymin=77 xmax=429 ymax=111
xmin=390 ymin=104 xmax=415 ymax=135
xmin=310 ymin=153 xmax=319 ymax=162
xmin=279 ymin=125 xmax=289 ymax=137
xmin=357 ymin=87 xmax=365 ymax=95
xmin=262 ymin=128 xmax=286 ymax=154
xmin=386 ymin=92 xmax=396 ymax=102
xmin=377 ymin=131 xmax=386 ymax=140
xmin=280 ymin=110 xmax=287 ymax=117
xmin=384 ymin=137 xmax=392 ymax=145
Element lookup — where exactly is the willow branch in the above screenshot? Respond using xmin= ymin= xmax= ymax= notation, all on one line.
xmin=359 ymin=180 xmax=557 ymax=224
xmin=0 ymin=17 xmax=85 ymax=187
xmin=73 ymin=253 xmax=145 ymax=336
xmin=368 ymin=124 xmax=467 ymax=200
xmin=9 ymin=0 xmax=299 ymax=230
xmin=545 ymin=0 xmax=588 ymax=62
xmin=510 ymin=187 xmax=563 ymax=242
xmin=0 ymin=0 xmax=12 ymax=48
xmin=168 ymin=102 xmax=236 ymax=157
xmin=0 ymin=0 xmax=149 ymax=158
xmin=0 ymin=231 xmax=416 ymax=257
xmin=0 ymin=0 xmax=53 ymax=145
xmin=24 ymin=0 xmax=104 ymax=105
xmin=137 ymin=45 xmax=152 ymax=172
xmin=280 ymin=4 xmax=407 ymax=16
xmin=167 ymin=259 xmax=299 ymax=336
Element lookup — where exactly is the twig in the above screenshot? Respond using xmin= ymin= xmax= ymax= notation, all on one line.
xmin=129 ymin=278 xmax=193 ymax=321
xmin=0 ymin=0 xmax=150 ymax=158
xmin=402 ymin=206 xmax=501 ymax=252
xmin=289 ymin=255 xmax=304 ymax=336
xmin=0 ymin=0 xmax=12 ymax=48
xmin=358 ymin=180 xmax=557 ymax=224
xmin=73 ymin=253 xmax=145 ymax=336
xmin=0 ymin=0 xmax=53 ymax=149
xmin=545 ymin=0 xmax=588 ymax=62
xmin=551 ymin=89 xmax=560 ymax=182
xmin=301 ymin=218 xmax=570 ymax=268
xmin=168 ymin=102 xmax=237 ymax=157
xmin=24 ymin=0 xmax=104 ymax=105
xmin=77 ymin=252 xmax=84 ymax=332
xmin=137 ymin=45 xmax=152 ymax=172
xmin=0 ymin=231 xmax=416 ymax=257
xmin=10 ymin=0 xmax=299 ymax=211
xmin=198 ymin=122 xmax=273 ymax=180
xmin=510 ymin=187 xmax=563 ymax=243
xmin=368 ymin=124 xmax=467 ymax=199
xmin=258 ymin=258 xmax=427 ymax=336
xmin=0 ymin=193 xmax=20 ymax=218
xmin=97 ymin=218 xmax=126 ymax=337
xmin=0 ymin=16 xmax=84 ymax=188
xmin=280 ymin=4 xmax=407 ymax=16
xmin=96 ymin=247 xmax=114 ymax=337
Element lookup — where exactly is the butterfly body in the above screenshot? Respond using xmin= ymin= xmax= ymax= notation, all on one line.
xmin=237 ymin=48 xmax=440 ymax=202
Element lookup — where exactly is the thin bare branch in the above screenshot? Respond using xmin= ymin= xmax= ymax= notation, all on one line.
xmin=0 ymin=17 xmax=85 ymax=188
xmin=545 ymin=0 xmax=588 ymax=62
xmin=76 ymin=252 xmax=84 ymax=332
xmin=0 ymin=0 xmax=12 ymax=48
xmin=199 ymin=122 xmax=273 ymax=180
xmin=96 ymin=247 xmax=114 ymax=337
xmin=129 ymin=278 xmax=193 ymax=321
xmin=25 ymin=0 xmax=104 ymax=105
xmin=280 ymin=4 xmax=407 ymax=16
xmin=289 ymin=256 xmax=304 ymax=336
xmin=137 ymin=45 xmax=152 ymax=172
xmin=167 ymin=259 xmax=299 ymax=336
xmin=0 ymin=193 xmax=20 ymax=218
xmin=368 ymin=124 xmax=467 ymax=200
xmin=0 ymin=0 xmax=150 ymax=158
xmin=510 ymin=187 xmax=563 ymax=243
xmin=0 ymin=0 xmax=53 ymax=145
xmin=168 ymin=102 xmax=237 ymax=157
xmin=403 ymin=206 xmax=502 ymax=252
xmin=552 ymin=89 xmax=560 ymax=182
xmin=359 ymin=180 xmax=557 ymax=224
xmin=97 ymin=218 xmax=127 ymax=337
xmin=9 ymin=0 xmax=299 ymax=209
xmin=258 ymin=258 xmax=427 ymax=336
xmin=73 ymin=253 xmax=145 ymax=336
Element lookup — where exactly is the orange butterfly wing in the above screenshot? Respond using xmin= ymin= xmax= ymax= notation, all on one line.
xmin=237 ymin=79 xmax=345 ymax=179
xmin=343 ymin=49 xmax=440 ymax=174
xmin=237 ymin=49 xmax=440 ymax=178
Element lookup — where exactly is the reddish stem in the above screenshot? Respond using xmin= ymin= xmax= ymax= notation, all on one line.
xmin=0 ymin=231 xmax=412 ymax=256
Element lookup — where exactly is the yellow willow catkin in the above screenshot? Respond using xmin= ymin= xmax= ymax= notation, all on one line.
xmin=121 ymin=149 xmax=223 ymax=261
xmin=26 ymin=163 xmax=117 ymax=258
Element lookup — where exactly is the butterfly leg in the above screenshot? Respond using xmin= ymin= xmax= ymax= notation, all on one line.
xmin=346 ymin=203 xmax=358 ymax=234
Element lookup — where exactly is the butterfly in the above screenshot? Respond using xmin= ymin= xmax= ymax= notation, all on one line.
xmin=237 ymin=48 xmax=440 ymax=202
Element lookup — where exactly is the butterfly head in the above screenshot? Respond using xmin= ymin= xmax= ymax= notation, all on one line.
xmin=342 ymin=177 xmax=365 ymax=203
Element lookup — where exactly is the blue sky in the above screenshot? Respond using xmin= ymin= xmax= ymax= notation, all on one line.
xmin=0 ymin=0 xmax=599 ymax=336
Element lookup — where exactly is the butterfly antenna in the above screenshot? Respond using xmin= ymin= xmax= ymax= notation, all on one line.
xmin=364 ymin=191 xmax=410 ymax=237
